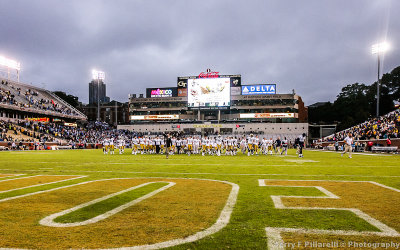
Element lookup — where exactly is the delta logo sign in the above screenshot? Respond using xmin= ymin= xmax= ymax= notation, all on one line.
xmin=150 ymin=89 xmax=173 ymax=97
xmin=241 ymin=84 xmax=276 ymax=95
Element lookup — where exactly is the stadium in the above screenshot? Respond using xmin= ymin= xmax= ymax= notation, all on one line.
xmin=1 ymin=1 xmax=400 ymax=249
xmin=122 ymin=69 xmax=308 ymax=141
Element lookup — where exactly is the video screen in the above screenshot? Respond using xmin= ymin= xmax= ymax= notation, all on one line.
xmin=187 ymin=78 xmax=231 ymax=107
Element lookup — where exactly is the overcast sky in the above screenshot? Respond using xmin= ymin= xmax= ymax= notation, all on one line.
xmin=0 ymin=0 xmax=399 ymax=105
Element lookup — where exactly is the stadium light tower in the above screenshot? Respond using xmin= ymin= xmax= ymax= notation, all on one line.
xmin=371 ymin=41 xmax=389 ymax=117
xmin=92 ymin=69 xmax=105 ymax=121
xmin=0 ymin=55 xmax=21 ymax=82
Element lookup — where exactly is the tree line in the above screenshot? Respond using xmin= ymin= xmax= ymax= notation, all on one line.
xmin=309 ymin=66 xmax=400 ymax=131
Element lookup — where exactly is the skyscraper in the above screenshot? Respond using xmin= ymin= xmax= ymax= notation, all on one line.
xmin=89 ymin=80 xmax=108 ymax=104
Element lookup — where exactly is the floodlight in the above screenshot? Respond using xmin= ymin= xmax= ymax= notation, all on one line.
xmin=0 ymin=55 xmax=21 ymax=71
xmin=371 ymin=41 xmax=390 ymax=117
xmin=92 ymin=69 xmax=105 ymax=80
xmin=371 ymin=42 xmax=389 ymax=54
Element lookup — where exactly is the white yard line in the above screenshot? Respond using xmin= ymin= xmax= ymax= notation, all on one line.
xmin=0 ymin=176 xmax=87 ymax=203
xmin=0 ymin=174 xmax=24 ymax=180
xmin=117 ymin=178 xmax=240 ymax=250
xmin=0 ymin=175 xmax=41 ymax=183
xmin=40 ymin=181 xmax=176 ymax=227
xmin=0 ymin=175 xmax=85 ymax=194
xmin=0 ymin=176 xmax=239 ymax=250
xmin=259 ymin=179 xmax=400 ymax=250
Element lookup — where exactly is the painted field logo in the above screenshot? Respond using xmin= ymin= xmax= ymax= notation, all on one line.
xmin=259 ymin=180 xmax=400 ymax=249
xmin=0 ymin=176 xmax=238 ymax=249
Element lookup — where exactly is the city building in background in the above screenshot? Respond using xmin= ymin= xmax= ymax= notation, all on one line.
xmin=81 ymin=101 xmax=129 ymax=125
xmin=88 ymin=79 xmax=109 ymax=104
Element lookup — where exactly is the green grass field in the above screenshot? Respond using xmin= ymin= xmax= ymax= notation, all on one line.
xmin=0 ymin=149 xmax=399 ymax=249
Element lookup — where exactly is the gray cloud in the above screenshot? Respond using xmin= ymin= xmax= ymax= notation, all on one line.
xmin=0 ymin=0 xmax=398 ymax=105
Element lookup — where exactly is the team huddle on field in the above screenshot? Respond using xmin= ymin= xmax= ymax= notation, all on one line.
xmin=102 ymin=133 xmax=306 ymax=157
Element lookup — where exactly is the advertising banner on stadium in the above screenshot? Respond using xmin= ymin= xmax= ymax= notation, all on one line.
xmin=130 ymin=115 xmax=179 ymax=120
xmin=231 ymin=87 xmax=241 ymax=96
xmin=241 ymin=84 xmax=276 ymax=95
xmin=146 ymin=87 xmax=177 ymax=98
xmin=193 ymin=124 xmax=222 ymax=128
xmin=25 ymin=117 xmax=49 ymax=122
xmin=64 ymin=122 xmax=77 ymax=127
xmin=178 ymin=88 xmax=187 ymax=97
xmin=239 ymin=113 xmax=295 ymax=118
xmin=188 ymin=78 xmax=231 ymax=108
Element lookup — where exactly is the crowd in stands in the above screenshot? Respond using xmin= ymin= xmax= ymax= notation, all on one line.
xmin=0 ymin=119 xmax=137 ymax=147
xmin=324 ymin=108 xmax=400 ymax=142
xmin=2 ymin=108 xmax=400 ymax=151
xmin=0 ymin=80 xmax=82 ymax=117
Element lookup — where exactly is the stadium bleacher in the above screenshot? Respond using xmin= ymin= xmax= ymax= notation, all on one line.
xmin=0 ymin=78 xmax=86 ymax=120
xmin=324 ymin=108 xmax=400 ymax=141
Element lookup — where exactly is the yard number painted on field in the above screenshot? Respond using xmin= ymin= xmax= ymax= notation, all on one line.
xmin=0 ymin=175 xmax=238 ymax=249
xmin=258 ymin=179 xmax=400 ymax=249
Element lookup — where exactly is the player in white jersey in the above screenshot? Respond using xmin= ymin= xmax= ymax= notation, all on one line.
xmin=109 ymin=137 xmax=115 ymax=154
xmin=144 ymin=137 xmax=150 ymax=154
xmin=222 ymin=137 xmax=227 ymax=155
xmin=267 ymin=138 xmax=274 ymax=155
xmin=298 ymin=133 xmax=306 ymax=158
xmin=216 ymin=136 xmax=223 ymax=156
xmin=201 ymin=137 xmax=207 ymax=156
xmin=254 ymin=136 xmax=260 ymax=155
xmin=240 ymin=137 xmax=247 ymax=154
xmin=225 ymin=137 xmax=232 ymax=155
xmin=182 ymin=138 xmax=188 ymax=154
xmin=247 ymin=134 xmax=254 ymax=156
xmin=209 ymin=138 xmax=216 ymax=156
xmin=160 ymin=138 xmax=165 ymax=154
xmin=281 ymin=137 xmax=288 ymax=155
xmin=139 ymin=137 xmax=145 ymax=154
xmin=176 ymin=138 xmax=182 ymax=154
xmin=131 ymin=137 xmax=139 ymax=155
xmin=205 ymin=137 xmax=212 ymax=155
xmin=117 ymin=137 xmax=125 ymax=154
xmin=187 ymin=137 xmax=193 ymax=155
xmin=103 ymin=138 xmax=110 ymax=154
xmin=171 ymin=137 xmax=176 ymax=154
xmin=154 ymin=136 xmax=162 ymax=154
xmin=150 ymin=137 xmax=156 ymax=154
xmin=261 ymin=138 xmax=267 ymax=155
xmin=193 ymin=137 xmax=200 ymax=154
xmin=233 ymin=137 xmax=238 ymax=155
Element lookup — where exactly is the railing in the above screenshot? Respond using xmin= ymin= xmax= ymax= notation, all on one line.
xmin=45 ymin=90 xmax=87 ymax=120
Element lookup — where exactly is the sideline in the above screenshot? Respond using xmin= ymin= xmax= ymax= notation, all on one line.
xmin=1 ymin=169 xmax=400 ymax=178
xmin=310 ymin=149 xmax=394 ymax=156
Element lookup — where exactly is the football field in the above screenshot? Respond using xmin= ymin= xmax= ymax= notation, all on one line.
xmin=0 ymin=149 xmax=399 ymax=249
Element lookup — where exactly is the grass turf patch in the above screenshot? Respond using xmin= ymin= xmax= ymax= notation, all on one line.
xmin=54 ymin=182 xmax=168 ymax=223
